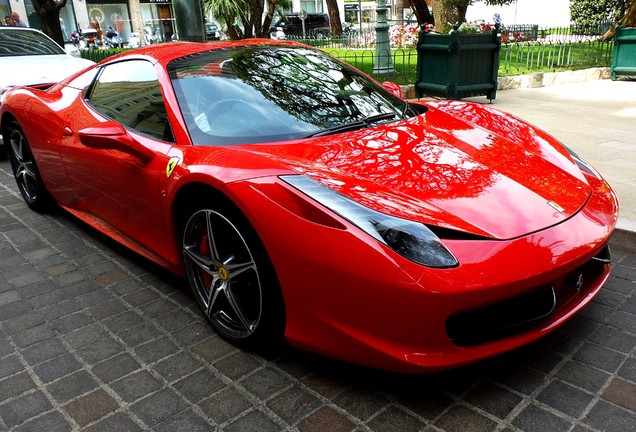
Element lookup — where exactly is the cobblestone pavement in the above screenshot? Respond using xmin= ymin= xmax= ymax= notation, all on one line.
xmin=0 ymin=156 xmax=635 ymax=431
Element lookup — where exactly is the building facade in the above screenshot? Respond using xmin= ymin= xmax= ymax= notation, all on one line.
xmin=2 ymin=0 xmax=345 ymax=44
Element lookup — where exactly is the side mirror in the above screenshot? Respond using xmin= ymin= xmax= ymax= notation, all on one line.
xmin=78 ymin=121 xmax=155 ymax=162
xmin=381 ymin=81 xmax=403 ymax=98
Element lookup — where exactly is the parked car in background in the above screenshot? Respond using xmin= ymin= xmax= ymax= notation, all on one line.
xmin=205 ymin=23 xmax=220 ymax=40
xmin=0 ymin=40 xmax=618 ymax=373
xmin=0 ymin=27 xmax=94 ymax=93
xmin=270 ymin=12 xmax=331 ymax=38
xmin=0 ymin=27 xmax=94 ymax=150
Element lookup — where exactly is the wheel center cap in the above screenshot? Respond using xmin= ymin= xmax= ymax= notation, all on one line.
xmin=218 ymin=266 xmax=229 ymax=281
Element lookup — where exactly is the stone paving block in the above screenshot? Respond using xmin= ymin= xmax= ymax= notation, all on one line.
xmin=366 ymin=405 xmax=426 ymax=431
xmin=617 ymin=357 xmax=636 ymax=383
xmin=536 ymin=380 xmax=594 ymax=418
xmin=465 ymin=382 xmax=523 ymax=419
xmin=53 ymin=311 xmax=94 ymax=334
xmin=333 ymin=386 xmax=391 ymax=422
xmin=109 ymin=370 xmax=162 ymax=403
xmin=0 ymin=371 xmax=37 ymax=402
xmin=129 ymin=388 xmax=188 ymax=428
xmin=11 ymin=323 xmax=57 ymax=348
xmin=214 ymin=350 xmax=262 ymax=380
xmin=12 ymin=410 xmax=73 ymax=432
xmin=63 ymin=323 xmax=110 ymax=350
xmin=154 ymin=351 xmax=203 ymax=384
xmin=33 ymin=353 xmax=83 ymax=384
xmin=102 ymin=310 xmax=146 ymax=334
xmin=512 ymin=403 xmax=572 ymax=432
xmin=266 ymin=385 xmax=323 ymax=425
xmin=0 ymin=390 xmax=53 ymax=428
xmin=63 ymin=388 xmax=119 ymax=427
xmin=76 ymin=337 xmax=126 ymax=365
xmin=153 ymin=408 xmax=214 ymax=432
xmin=198 ymin=386 xmax=252 ymax=425
xmin=573 ymin=343 xmax=626 ymax=373
xmin=555 ymin=360 xmax=611 ymax=393
xmin=21 ymin=338 xmax=67 ymax=366
xmin=585 ymin=399 xmax=636 ymax=432
xmin=434 ymin=405 xmax=497 ymax=432
xmin=83 ymin=412 xmax=141 ymax=432
xmin=224 ymin=409 xmax=281 ymax=432
xmin=91 ymin=353 xmax=141 ymax=383
xmin=0 ymin=355 xmax=22 ymax=380
xmin=172 ymin=368 xmax=225 ymax=404
xmin=602 ymin=377 xmax=636 ymax=411
xmin=134 ymin=336 xmax=180 ymax=364
xmin=239 ymin=366 xmax=294 ymax=400
xmin=297 ymin=405 xmax=356 ymax=432
xmin=88 ymin=299 xmax=128 ymax=321
xmin=190 ymin=336 xmax=237 ymax=363
xmin=47 ymin=370 xmax=99 ymax=403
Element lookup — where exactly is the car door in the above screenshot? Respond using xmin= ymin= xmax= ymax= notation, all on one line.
xmin=60 ymin=59 xmax=176 ymax=262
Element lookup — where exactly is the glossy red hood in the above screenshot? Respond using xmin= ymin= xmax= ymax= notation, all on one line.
xmin=245 ymin=101 xmax=591 ymax=240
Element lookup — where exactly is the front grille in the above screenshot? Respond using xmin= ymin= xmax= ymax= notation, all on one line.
xmin=446 ymin=245 xmax=610 ymax=347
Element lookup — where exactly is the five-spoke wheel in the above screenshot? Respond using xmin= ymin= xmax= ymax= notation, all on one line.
xmin=6 ymin=121 xmax=51 ymax=211
xmin=182 ymin=206 xmax=283 ymax=347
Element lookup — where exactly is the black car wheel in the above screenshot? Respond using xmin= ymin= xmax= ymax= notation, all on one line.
xmin=182 ymin=204 xmax=284 ymax=349
xmin=6 ymin=121 xmax=52 ymax=212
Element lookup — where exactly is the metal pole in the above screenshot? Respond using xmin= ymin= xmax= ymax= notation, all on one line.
xmin=373 ymin=0 xmax=394 ymax=76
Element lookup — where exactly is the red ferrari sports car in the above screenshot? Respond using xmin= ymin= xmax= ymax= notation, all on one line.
xmin=0 ymin=40 xmax=618 ymax=372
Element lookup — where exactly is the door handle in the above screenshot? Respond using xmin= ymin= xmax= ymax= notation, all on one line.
xmin=62 ymin=126 xmax=73 ymax=138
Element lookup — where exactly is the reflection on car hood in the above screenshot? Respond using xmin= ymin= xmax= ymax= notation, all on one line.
xmin=0 ymin=54 xmax=93 ymax=91
xmin=244 ymin=101 xmax=592 ymax=240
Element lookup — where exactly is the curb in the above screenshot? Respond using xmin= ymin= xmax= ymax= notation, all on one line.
xmin=399 ymin=67 xmax=611 ymax=100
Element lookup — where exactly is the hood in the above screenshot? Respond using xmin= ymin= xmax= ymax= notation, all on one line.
xmin=242 ymin=102 xmax=591 ymax=240
xmin=0 ymin=54 xmax=93 ymax=91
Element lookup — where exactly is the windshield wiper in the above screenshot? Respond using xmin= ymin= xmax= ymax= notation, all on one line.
xmin=305 ymin=112 xmax=399 ymax=138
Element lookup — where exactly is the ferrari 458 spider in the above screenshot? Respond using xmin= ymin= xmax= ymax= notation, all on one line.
xmin=0 ymin=40 xmax=618 ymax=372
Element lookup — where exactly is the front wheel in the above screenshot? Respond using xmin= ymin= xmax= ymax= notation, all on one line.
xmin=6 ymin=121 xmax=52 ymax=212
xmin=182 ymin=205 xmax=284 ymax=350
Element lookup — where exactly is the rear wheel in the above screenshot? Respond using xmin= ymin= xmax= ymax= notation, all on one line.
xmin=6 ymin=121 xmax=52 ymax=212
xmin=182 ymin=204 xmax=284 ymax=350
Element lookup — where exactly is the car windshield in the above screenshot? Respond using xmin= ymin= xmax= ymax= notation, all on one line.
xmin=167 ymin=45 xmax=408 ymax=146
xmin=0 ymin=29 xmax=66 ymax=57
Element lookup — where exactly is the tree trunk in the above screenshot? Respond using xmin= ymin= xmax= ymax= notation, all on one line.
xmin=325 ymin=0 xmax=343 ymax=37
xmin=599 ymin=1 xmax=636 ymax=41
xmin=32 ymin=0 xmax=66 ymax=47
xmin=430 ymin=0 xmax=466 ymax=32
xmin=408 ymin=0 xmax=434 ymax=25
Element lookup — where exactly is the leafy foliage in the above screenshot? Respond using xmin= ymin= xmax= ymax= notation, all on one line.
xmin=570 ymin=0 xmax=630 ymax=26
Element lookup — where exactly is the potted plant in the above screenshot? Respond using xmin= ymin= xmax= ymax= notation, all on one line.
xmin=415 ymin=23 xmax=502 ymax=101
xmin=611 ymin=25 xmax=636 ymax=80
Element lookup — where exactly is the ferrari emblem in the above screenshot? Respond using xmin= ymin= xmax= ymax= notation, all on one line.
xmin=218 ymin=266 xmax=229 ymax=281
xmin=547 ymin=201 xmax=565 ymax=213
xmin=166 ymin=157 xmax=180 ymax=178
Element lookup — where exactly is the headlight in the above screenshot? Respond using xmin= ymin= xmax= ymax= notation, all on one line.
xmin=281 ymin=175 xmax=458 ymax=268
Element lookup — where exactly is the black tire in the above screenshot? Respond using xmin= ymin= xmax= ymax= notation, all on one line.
xmin=5 ymin=120 xmax=52 ymax=212
xmin=181 ymin=202 xmax=285 ymax=351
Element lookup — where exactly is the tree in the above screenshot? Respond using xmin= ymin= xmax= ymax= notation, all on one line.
xmin=409 ymin=0 xmax=512 ymax=31
xmin=31 ymin=0 xmax=66 ymax=47
xmin=409 ymin=0 xmax=434 ymax=25
xmin=325 ymin=0 xmax=343 ymax=36
xmin=204 ymin=0 xmax=291 ymax=39
xmin=571 ymin=0 xmax=636 ymax=41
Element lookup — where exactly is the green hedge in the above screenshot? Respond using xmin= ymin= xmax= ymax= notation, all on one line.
xmin=80 ymin=48 xmax=129 ymax=63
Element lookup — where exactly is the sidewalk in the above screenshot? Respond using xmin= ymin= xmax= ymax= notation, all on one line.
xmin=465 ymin=78 xmax=636 ymax=235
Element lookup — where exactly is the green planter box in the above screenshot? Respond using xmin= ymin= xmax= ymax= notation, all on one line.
xmin=611 ymin=26 xmax=636 ymax=80
xmin=415 ymin=26 xmax=502 ymax=100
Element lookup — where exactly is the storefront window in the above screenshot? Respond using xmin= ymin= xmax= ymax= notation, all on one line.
xmin=139 ymin=0 xmax=174 ymax=43
xmin=22 ymin=0 xmax=77 ymax=40
xmin=300 ymin=1 xmax=323 ymax=13
xmin=85 ymin=1 xmax=131 ymax=44
xmin=0 ymin=0 xmax=10 ymax=25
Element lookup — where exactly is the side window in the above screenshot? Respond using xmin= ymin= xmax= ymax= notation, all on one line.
xmin=88 ymin=60 xmax=174 ymax=142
